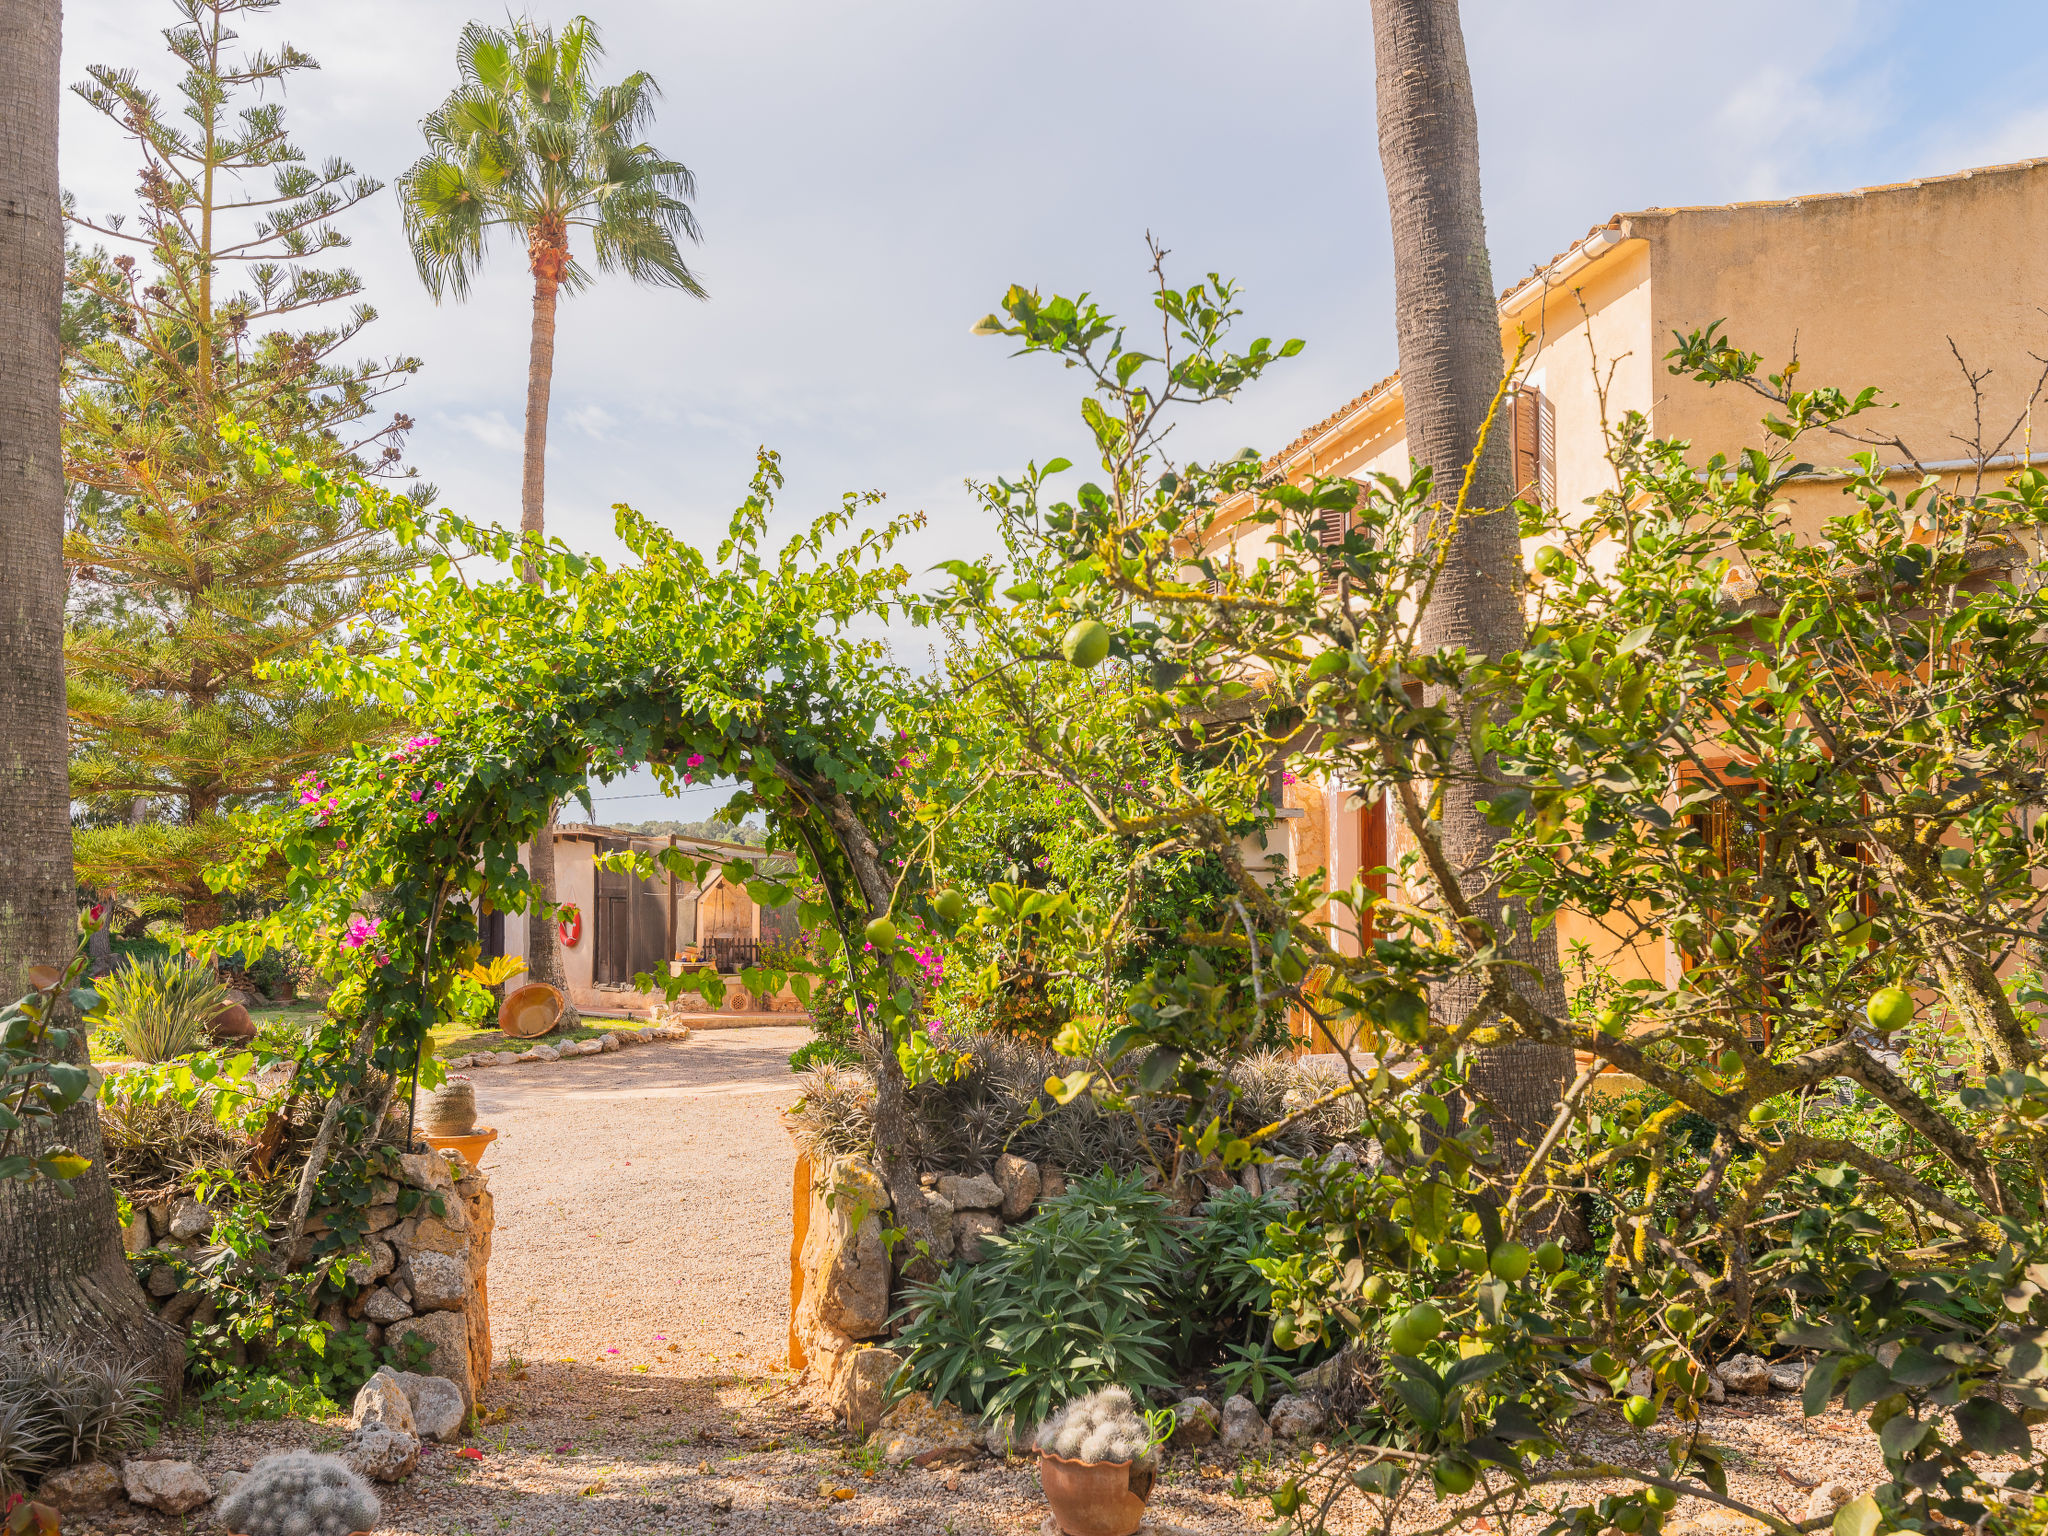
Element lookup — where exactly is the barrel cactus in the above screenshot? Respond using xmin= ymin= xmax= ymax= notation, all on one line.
xmin=1034 ymin=1385 xmax=1155 ymax=1467
xmin=216 ymin=1450 xmax=380 ymax=1536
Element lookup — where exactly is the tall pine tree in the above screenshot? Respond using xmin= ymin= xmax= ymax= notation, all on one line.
xmin=63 ymin=0 xmax=422 ymax=930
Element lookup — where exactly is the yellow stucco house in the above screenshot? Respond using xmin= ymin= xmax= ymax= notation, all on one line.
xmin=1247 ymin=156 xmax=2048 ymax=1000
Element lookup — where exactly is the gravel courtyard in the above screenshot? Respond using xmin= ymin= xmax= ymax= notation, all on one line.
xmin=121 ymin=1026 xmax=1892 ymax=1536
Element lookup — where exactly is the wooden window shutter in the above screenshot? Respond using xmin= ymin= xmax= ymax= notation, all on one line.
xmin=1316 ymin=505 xmax=1348 ymax=594
xmin=1510 ymin=386 xmax=1554 ymax=505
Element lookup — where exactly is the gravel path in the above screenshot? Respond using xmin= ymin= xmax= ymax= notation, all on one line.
xmin=123 ymin=1028 xmax=1888 ymax=1536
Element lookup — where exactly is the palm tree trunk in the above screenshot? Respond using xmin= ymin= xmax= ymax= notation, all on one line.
xmin=0 ymin=0 xmax=182 ymax=1385
xmin=1371 ymin=0 xmax=1572 ymax=1204
xmin=518 ymin=238 xmax=578 ymax=1025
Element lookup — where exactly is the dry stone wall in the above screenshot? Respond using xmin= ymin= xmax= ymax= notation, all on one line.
xmin=789 ymin=1148 xmax=1066 ymax=1434
xmin=124 ymin=1144 xmax=495 ymax=1414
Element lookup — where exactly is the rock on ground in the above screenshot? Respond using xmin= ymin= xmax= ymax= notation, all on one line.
xmin=35 ymin=1462 xmax=124 ymax=1513
xmin=1220 ymin=1395 xmax=1271 ymax=1453
xmin=352 ymin=1369 xmax=416 ymax=1436
xmin=394 ymin=1370 xmax=467 ymax=1442
xmin=385 ymin=1310 xmax=474 ymax=1411
xmin=1716 ymin=1354 xmax=1773 ymax=1395
xmin=1768 ymin=1360 xmax=1805 ymax=1393
xmin=1170 ymin=1397 xmax=1220 ymax=1449
xmin=121 ymin=1458 xmax=211 ymax=1515
xmin=879 ymin=1391 xmax=981 ymax=1466
xmin=345 ymin=1422 xmax=420 ymax=1483
xmin=1267 ymin=1394 xmax=1326 ymax=1439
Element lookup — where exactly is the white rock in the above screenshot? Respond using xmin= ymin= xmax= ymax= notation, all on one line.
xmin=936 ymin=1172 xmax=1002 ymax=1210
xmin=599 ymin=1033 xmax=621 ymax=1052
xmin=121 ymin=1459 xmax=211 ymax=1515
xmin=345 ymin=1422 xmax=420 ymax=1482
xmin=1716 ymin=1354 xmax=1772 ymax=1395
xmin=530 ymin=1043 xmax=560 ymax=1062
xmin=168 ymin=1197 xmax=214 ymax=1241
xmin=1768 ymin=1360 xmax=1805 ymax=1393
xmin=513 ymin=1048 xmax=541 ymax=1062
xmin=466 ymin=1050 xmax=497 ymax=1068
xmin=394 ymin=1371 xmax=467 ymax=1441
xmin=402 ymin=1249 xmax=467 ymax=1311
xmin=361 ymin=1287 xmax=412 ymax=1324
xmin=1220 ymin=1395 xmax=1271 ymax=1453
xmin=1267 ymin=1394 xmax=1326 ymax=1439
xmin=351 ymin=1369 xmax=416 ymax=1436
xmin=343 ymin=1240 xmax=396 ymax=1286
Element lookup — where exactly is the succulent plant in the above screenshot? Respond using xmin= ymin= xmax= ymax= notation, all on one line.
xmin=0 ymin=1326 xmax=156 ymax=1491
xmin=1033 ymin=1385 xmax=1156 ymax=1467
xmin=216 ymin=1451 xmax=381 ymax=1536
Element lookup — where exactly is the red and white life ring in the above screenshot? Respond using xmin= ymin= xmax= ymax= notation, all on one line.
xmin=558 ymin=907 xmax=582 ymax=947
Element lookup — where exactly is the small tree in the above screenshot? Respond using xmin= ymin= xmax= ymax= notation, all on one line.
xmin=397 ymin=14 xmax=707 ymax=1017
xmin=958 ymin=258 xmax=2048 ymax=1535
xmin=64 ymin=0 xmax=421 ymax=931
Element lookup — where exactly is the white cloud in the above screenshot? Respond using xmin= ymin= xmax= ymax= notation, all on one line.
xmin=442 ymin=412 xmax=520 ymax=453
xmin=564 ymin=404 xmax=616 ymax=440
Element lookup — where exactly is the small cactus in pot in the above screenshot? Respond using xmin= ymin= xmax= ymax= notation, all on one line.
xmin=216 ymin=1450 xmax=381 ymax=1536
xmin=1034 ymin=1386 xmax=1162 ymax=1536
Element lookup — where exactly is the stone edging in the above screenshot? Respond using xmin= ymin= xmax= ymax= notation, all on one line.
xmin=443 ymin=1022 xmax=694 ymax=1070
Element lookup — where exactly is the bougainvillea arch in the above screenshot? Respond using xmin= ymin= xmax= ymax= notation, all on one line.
xmin=210 ymin=442 xmax=966 ymax=1245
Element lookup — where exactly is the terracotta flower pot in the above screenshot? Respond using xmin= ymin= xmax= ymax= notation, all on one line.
xmin=1039 ymin=1451 xmax=1154 ymax=1536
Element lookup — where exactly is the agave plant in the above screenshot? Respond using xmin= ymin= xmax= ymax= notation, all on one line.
xmin=97 ymin=956 xmax=228 ymax=1061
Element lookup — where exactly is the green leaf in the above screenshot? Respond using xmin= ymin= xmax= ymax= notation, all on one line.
xmin=1834 ymin=1495 xmax=1882 ymax=1536
xmin=1955 ymin=1395 xmax=2030 ymax=1458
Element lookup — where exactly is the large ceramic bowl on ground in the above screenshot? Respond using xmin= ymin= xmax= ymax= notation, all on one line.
xmin=1038 ymin=1452 xmax=1154 ymax=1536
xmin=497 ymin=981 xmax=563 ymax=1038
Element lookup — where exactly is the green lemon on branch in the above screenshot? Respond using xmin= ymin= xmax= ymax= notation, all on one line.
xmin=1866 ymin=986 xmax=1913 ymax=1033
xmin=1061 ymin=619 xmax=1111 ymax=669
xmin=1622 ymin=1395 xmax=1657 ymax=1429
xmin=1388 ymin=1302 xmax=1445 ymax=1356
xmin=932 ymin=890 xmax=966 ymax=925
xmin=1535 ymin=1240 xmax=1565 ymax=1274
xmin=863 ymin=916 xmax=897 ymax=949
xmin=1489 ymin=1242 xmax=1531 ymax=1282
xmin=1433 ymin=1460 xmax=1476 ymax=1497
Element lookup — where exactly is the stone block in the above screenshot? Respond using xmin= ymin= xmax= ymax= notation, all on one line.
xmin=402 ymin=1249 xmax=467 ymax=1311
xmin=386 ymin=1310 xmax=475 ymax=1411
xmin=168 ymin=1197 xmax=214 ymax=1241
xmin=343 ymin=1240 xmax=396 ymax=1286
xmin=361 ymin=1287 xmax=412 ymax=1324
xmin=800 ymin=1157 xmax=892 ymax=1340
xmin=1716 ymin=1354 xmax=1771 ymax=1395
xmin=345 ymin=1423 xmax=419 ymax=1483
xmin=396 ymin=1151 xmax=455 ymax=1193
xmin=146 ymin=1264 xmax=179 ymax=1298
xmin=878 ymin=1392 xmax=980 ymax=1467
xmin=599 ymin=1032 xmax=621 ymax=1052
xmin=954 ymin=1210 xmax=1003 ymax=1263
xmin=394 ymin=1371 xmax=466 ymax=1441
xmin=120 ymin=1216 xmax=150 ymax=1257
xmin=935 ymin=1172 xmax=1002 ymax=1210
xmin=993 ymin=1154 xmax=1040 ymax=1220
xmin=833 ymin=1347 xmax=904 ymax=1437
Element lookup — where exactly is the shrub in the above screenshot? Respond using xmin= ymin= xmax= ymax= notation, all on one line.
xmin=892 ymin=1169 xmax=1185 ymax=1426
xmin=788 ymin=1038 xmax=858 ymax=1074
xmin=0 ymin=1328 xmax=157 ymax=1492
xmin=97 ymin=956 xmax=227 ymax=1062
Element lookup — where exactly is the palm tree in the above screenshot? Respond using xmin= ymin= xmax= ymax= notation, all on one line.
xmin=400 ymin=15 xmax=705 ymax=1015
xmin=1369 ymin=0 xmax=1572 ymax=1192
xmin=0 ymin=0 xmax=181 ymax=1383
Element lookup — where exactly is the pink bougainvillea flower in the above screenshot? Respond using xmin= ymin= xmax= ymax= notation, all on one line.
xmin=374 ymin=952 xmax=391 ymax=967
xmin=343 ymin=916 xmax=379 ymax=949
xmin=409 ymin=789 xmax=422 ymax=802
xmin=425 ymin=811 xmax=439 ymax=824
xmin=686 ymin=754 xmax=704 ymax=768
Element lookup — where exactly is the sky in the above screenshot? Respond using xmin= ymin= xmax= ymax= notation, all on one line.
xmin=58 ymin=0 xmax=2048 ymax=821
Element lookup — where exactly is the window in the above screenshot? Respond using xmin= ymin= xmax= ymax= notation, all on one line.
xmin=1511 ymin=385 xmax=1554 ymax=505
